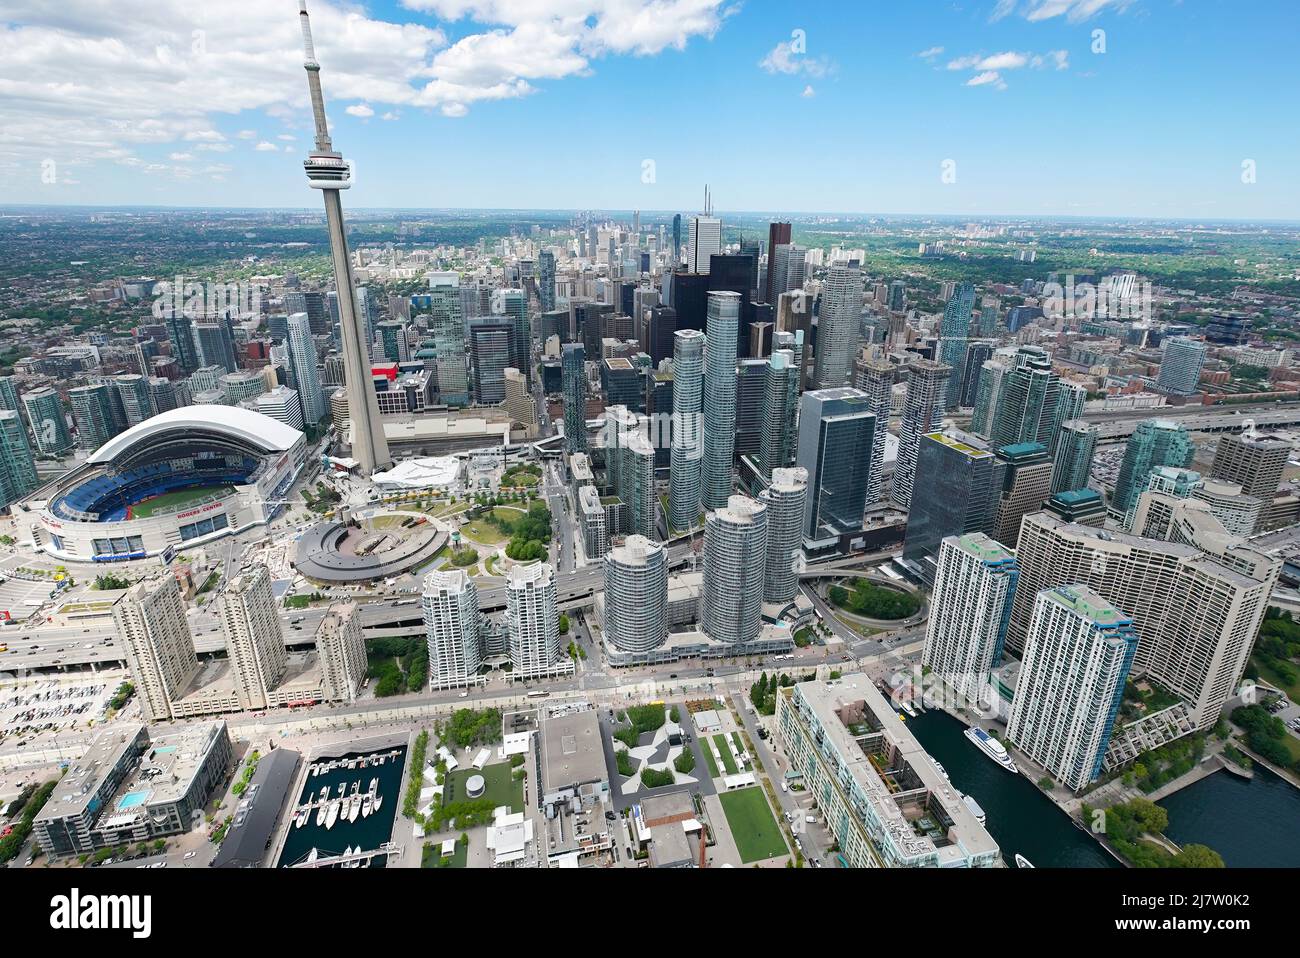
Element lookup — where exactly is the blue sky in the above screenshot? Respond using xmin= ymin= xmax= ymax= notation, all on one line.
xmin=3 ymin=0 xmax=1298 ymax=217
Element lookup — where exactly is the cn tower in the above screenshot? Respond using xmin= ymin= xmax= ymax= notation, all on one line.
xmin=297 ymin=0 xmax=391 ymax=475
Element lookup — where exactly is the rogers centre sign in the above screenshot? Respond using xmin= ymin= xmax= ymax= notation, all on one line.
xmin=176 ymin=501 xmax=226 ymax=520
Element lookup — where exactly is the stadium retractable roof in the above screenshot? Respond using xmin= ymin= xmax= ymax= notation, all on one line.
xmin=88 ymin=406 xmax=304 ymax=465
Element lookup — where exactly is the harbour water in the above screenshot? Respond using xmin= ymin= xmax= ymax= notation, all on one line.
xmin=276 ymin=743 xmax=407 ymax=868
xmin=1159 ymin=763 xmax=1300 ymax=867
xmin=907 ymin=709 xmax=1118 ymax=868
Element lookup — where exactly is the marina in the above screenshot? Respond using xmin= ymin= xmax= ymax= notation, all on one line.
xmin=277 ymin=742 xmax=407 ymax=869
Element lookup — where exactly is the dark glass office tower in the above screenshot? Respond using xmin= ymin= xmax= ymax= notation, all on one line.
xmin=795 ymin=388 xmax=876 ymax=542
xmin=708 ymin=253 xmax=757 ymax=355
xmin=902 ymin=432 xmax=1005 ymax=584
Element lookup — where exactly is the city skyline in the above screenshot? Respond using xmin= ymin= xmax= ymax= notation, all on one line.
xmin=2 ymin=0 xmax=1298 ymax=217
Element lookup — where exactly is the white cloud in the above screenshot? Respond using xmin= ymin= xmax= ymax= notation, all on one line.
xmin=990 ymin=0 xmax=1018 ymax=21
xmin=276 ymin=133 xmax=296 ymax=140
xmin=167 ymin=151 xmax=193 ymax=161
xmin=380 ymin=111 xmax=401 ymax=121
xmin=945 ymin=48 xmax=1070 ymax=88
xmin=345 ymin=103 xmax=374 ymax=117
xmin=916 ymin=46 xmax=945 ymax=60
xmin=801 ymin=85 xmax=815 ymax=98
xmin=253 ymin=140 xmax=279 ymax=151
xmin=0 ymin=0 xmax=731 ymax=180
xmin=1024 ymin=0 xmax=1135 ymax=22
xmin=759 ymin=38 xmax=833 ymax=78
xmin=966 ymin=71 xmax=1007 ymax=90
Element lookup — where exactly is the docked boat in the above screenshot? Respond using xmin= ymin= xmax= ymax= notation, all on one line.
xmin=315 ymin=787 xmax=330 ymax=827
xmin=964 ymin=726 xmax=1019 ymax=773
xmin=962 ymin=793 xmax=987 ymax=826
xmin=1014 ymin=854 xmax=1034 ymax=868
xmin=311 ymin=764 xmax=320 ymax=778
xmin=306 ymin=847 xmax=318 ymax=864
xmin=933 ymin=760 xmax=949 ymax=781
xmin=347 ymin=782 xmax=361 ymax=823
xmin=294 ymin=807 xmax=309 ymax=829
xmin=325 ymin=799 xmax=340 ymax=830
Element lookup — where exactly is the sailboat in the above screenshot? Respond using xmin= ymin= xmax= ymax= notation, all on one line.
xmin=306 ymin=847 xmax=319 ymax=864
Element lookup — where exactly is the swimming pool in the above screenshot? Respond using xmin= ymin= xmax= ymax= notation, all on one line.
xmin=117 ymin=789 xmax=151 ymax=810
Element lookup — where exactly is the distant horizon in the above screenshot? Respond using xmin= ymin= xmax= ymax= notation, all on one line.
xmin=4 ymin=203 xmax=1299 ymax=228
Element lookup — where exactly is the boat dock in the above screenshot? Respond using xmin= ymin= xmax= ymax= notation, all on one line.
xmin=290 ymin=842 xmax=404 ymax=869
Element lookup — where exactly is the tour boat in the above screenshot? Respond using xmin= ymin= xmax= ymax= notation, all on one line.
xmin=963 ymin=725 xmax=1019 ymax=773
xmin=962 ymin=793 xmax=987 ymax=826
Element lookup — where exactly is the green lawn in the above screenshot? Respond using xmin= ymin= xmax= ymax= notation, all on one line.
xmin=718 ymin=787 xmax=788 ymax=863
xmin=443 ymin=762 xmax=523 ymax=812
xmin=731 ymin=732 xmax=745 ymax=758
xmin=713 ymin=734 xmax=739 ymax=775
xmin=459 ymin=520 xmax=508 ymax=545
xmin=699 ymin=741 xmax=720 ymax=778
xmin=421 ymin=840 xmax=468 ymax=868
xmin=1254 ymin=655 xmax=1300 ymax=702
xmin=130 ymin=484 xmax=232 ymax=518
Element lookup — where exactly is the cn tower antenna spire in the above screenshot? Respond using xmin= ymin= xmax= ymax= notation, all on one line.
xmin=299 ymin=0 xmax=332 ymax=152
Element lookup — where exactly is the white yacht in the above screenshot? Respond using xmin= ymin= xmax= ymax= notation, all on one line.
xmin=325 ymin=799 xmax=340 ymax=830
xmin=964 ymin=726 xmax=1019 ymax=774
xmin=315 ymin=787 xmax=330 ymax=827
xmin=347 ymin=782 xmax=361 ymax=823
xmin=1014 ymin=854 xmax=1034 ymax=868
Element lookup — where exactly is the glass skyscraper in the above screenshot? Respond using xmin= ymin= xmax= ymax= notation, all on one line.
xmin=669 ymin=329 xmax=705 ymax=530
xmin=0 ymin=409 xmax=38 ymax=509
xmin=22 ymin=387 xmax=72 ymax=456
xmin=1111 ymin=418 xmax=1196 ymax=515
xmin=700 ymin=291 xmax=740 ymax=511
xmin=561 ymin=342 xmax=587 ymax=453
xmin=902 ymin=432 xmax=1004 ymax=584
xmin=795 ymin=387 xmax=875 ymax=542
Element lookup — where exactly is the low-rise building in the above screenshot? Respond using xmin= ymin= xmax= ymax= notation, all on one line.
xmin=33 ymin=721 xmax=232 ymax=859
xmin=776 ymin=675 xmax=1000 ymax=868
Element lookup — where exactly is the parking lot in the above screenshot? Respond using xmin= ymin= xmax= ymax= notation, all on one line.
xmin=0 ymin=676 xmax=121 ymax=745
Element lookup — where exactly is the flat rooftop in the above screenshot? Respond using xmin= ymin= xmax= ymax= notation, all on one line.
xmin=36 ymin=721 xmax=227 ymax=826
xmin=791 ymin=674 xmax=1000 ymax=865
xmin=540 ymin=709 xmax=608 ymax=793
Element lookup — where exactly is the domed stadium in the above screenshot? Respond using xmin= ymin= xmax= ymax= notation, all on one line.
xmin=32 ymin=406 xmax=306 ymax=563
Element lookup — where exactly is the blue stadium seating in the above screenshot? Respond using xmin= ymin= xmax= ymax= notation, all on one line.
xmin=52 ymin=454 xmax=260 ymax=522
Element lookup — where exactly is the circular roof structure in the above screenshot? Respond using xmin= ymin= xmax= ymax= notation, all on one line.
xmin=465 ymin=775 xmax=486 ymax=799
xmin=88 ymin=406 xmax=304 ymax=465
